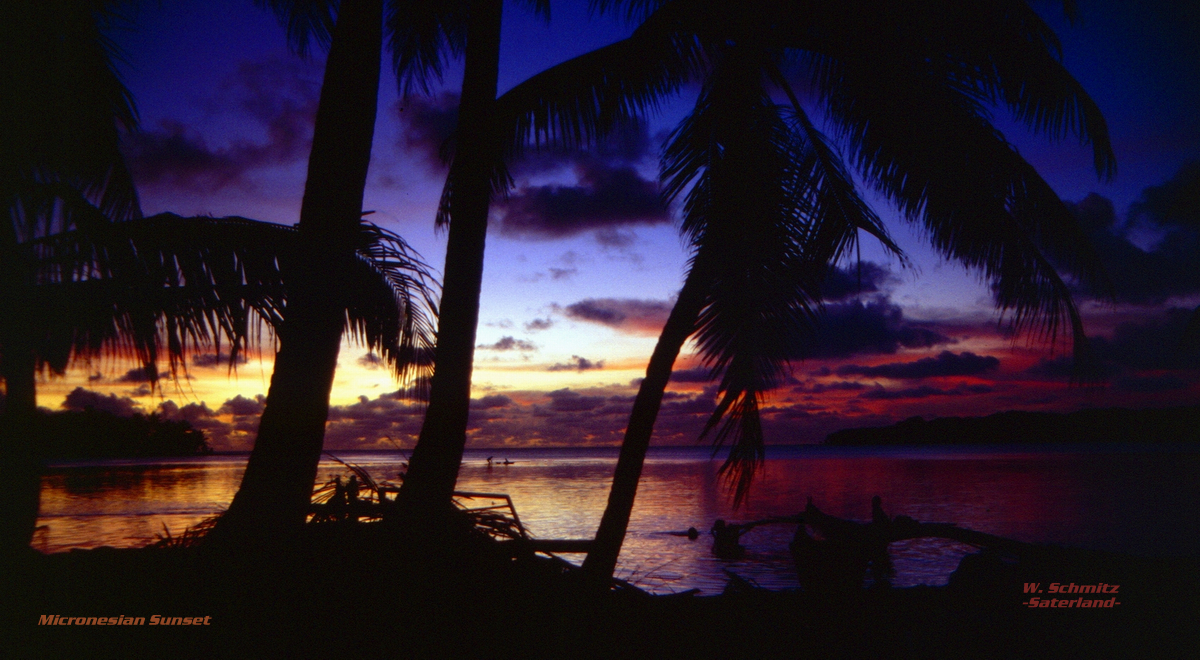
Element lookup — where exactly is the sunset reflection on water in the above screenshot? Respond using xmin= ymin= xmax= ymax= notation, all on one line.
xmin=35 ymin=446 xmax=1200 ymax=594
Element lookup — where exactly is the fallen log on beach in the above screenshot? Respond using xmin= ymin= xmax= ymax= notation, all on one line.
xmin=710 ymin=496 xmax=1067 ymax=592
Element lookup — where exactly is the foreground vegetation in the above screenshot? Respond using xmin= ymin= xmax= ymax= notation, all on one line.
xmin=6 ymin=518 xmax=1195 ymax=659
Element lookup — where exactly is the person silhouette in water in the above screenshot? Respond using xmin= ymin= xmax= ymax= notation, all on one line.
xmin=711 ymin=519 xmax=749 ymax=560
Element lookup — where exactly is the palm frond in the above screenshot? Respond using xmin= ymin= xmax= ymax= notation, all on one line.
xmin=663 ymin=46 xmax=879 ymax=503
xmin=431 ymin=0 xmax=706 ymax=229
xmin=3 ymin=0 xmax=141 ymax=227
xmin=808 ymin=30 xmax=1109 ymax=361
xmin=255 ymin=0 xmax=338 ymax=57
xmin=386 ymin=0 xmax=468 ymax=97
xmin=588 ymin=0 xmax=668 ymax=23
xmin=342 ymin=222 xmax=439 ymax=382
xmin=777 ymin=0 xmax=1112 ymax=180
xmin=767 ymin=64 xmax=904 ymax=267
xmin=504 ymin=8 xmax=702 ymax=148
xmin=18 ymin=211 xmax=437 ymax=396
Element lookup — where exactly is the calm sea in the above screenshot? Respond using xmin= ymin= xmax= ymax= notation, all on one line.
xmin=35 ymin=444 xmax=1200 ymax=594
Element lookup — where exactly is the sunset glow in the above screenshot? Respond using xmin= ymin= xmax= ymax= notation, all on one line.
xmin=30 ymin=0 xmax=1200 ymax=452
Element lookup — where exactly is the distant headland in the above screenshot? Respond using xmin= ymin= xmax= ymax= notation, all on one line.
xmin=35 ymin=409 xmax=212 ymax=460
xmin=824 ymin=406 xmax=1200 ymax=446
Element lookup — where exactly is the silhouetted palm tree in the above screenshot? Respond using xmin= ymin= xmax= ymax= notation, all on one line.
xmin=2 ymin=0 xmax=142 ymax=556
xmin=217 ymin=0 xmax=564 ymax=541
xmin=397 ymin=0 xmax=703 ymax=521
xmin=578 ymin=0 xmax=1115 ymax=584
xmin=1 ymin=0 xmax=435 ymax=555
xmin=390 ymin=0 xmax=534 ymax=520
xmin=1 ymin=201 xmax=432 ymax=553
xmin=241 ymin=0 xmax=641 ymax=531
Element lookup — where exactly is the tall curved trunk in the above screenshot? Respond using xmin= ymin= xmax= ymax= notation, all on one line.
xmin=581 ymin=263 xmax=709 ymax=585
xmin=397 ymin=0 xmax=503 ymax=518
xmin=0 ymin=329 xmax=41 ymax=558
xmin=0 ymin=213 xmax=41 ymax=558
xmin=212 ymin=0 xmax=382 ymax=544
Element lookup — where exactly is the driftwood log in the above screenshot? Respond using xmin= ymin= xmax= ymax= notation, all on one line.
xmin=718 ymin=497 xmax=1047 ymax=593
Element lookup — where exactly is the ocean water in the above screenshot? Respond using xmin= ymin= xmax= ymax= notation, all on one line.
xmin=35 ymin=444 xmax=1200 ymax=595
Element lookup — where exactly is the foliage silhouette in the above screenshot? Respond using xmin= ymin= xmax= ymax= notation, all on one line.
xmin=578 ymin=0 xmax=1115 ymax=584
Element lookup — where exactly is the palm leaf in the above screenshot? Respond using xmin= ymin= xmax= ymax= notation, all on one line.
xmin=255 ymin=0 xmax=338 ymax=57
xmin=20 ymin=210 xmax=437 ymax=395
xmin=3 ymin=0 xmax=141 ymax=229
xmin=809 ymin=36 xmax=1108 ymax=361
xmin=662 ymin=45 xmax=900 ymax=503
xmin=428 ymin=1 xmax=704 ymax=229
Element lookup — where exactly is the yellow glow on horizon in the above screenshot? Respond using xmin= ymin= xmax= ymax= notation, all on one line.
xmin=33 ymin=337 xmax=668 ymax=412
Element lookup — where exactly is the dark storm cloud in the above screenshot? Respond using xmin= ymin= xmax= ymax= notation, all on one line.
xmin=323 ymin=395 xmax=427 ymax=450
xmin=61 ymin=387 xmax=141 ymax=416
xmin=478 ymin=336 xmax=537 ymax=351
xmin=1064 ymin=164 xmax=1200 ymax=304
xmin=1130 ymin=161 xmax=1200 ymax=230
xmin=792 ymin=379 xmax=868 ymax=394
xmin=658 ymin=388 xmax=717 ymax=415
xmin=858 ymin=383 xmax=994 ymax=400
xmin=545 ymin=389 xmax=606 ymax=412
xmin=1024 ymin=356 xmax=1075 ymax=379
xmin=495 ymin=119 xmax=669 ymax=241
xmin=512 ymin=117 xmax=658 ymax=176
xmin=191 ymin=352 xmax=249 ymax=368
xmin=394 ymin=91 xmax=458 ymax=169
xmin=670 ymin=367 xmax=712 ymax=383
xmin=125 ymin=58 xmax=319 ymax=191
xmin=560 ymin=298 xmax=673 ymax=335
xmin=795 ymin=299 xmax=955 ymax=359
xmin=1023 ymin=309 xmax=1200 ymax=385
xmin=473 ymin=394 xmax=514 ymax=409
xmin=156 ymin=400 xmax=216 ymax=422
xmin=116 ymin=366 xmax=157 ymax=383
xmin=820 ymin=262 xmax=896 ymax=301
xmin=357 ymin=352 xmax=385 ymax=369
xmin=218 ymin=394 xmax=265 ymax=416
xmin=154 ymin=399 xmax=243 ymax=451
xmin=836 ymin=351 xmax=1000 ymax=379
xmin=547 ymin=356 xmax=605 ymax=372
xmin=495 ymin=163 xmax=668 ymax=239
xmin=1091 ymin=309 xmax=1200 ymax=372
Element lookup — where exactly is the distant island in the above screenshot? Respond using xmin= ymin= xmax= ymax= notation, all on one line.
xmin=35 ymin=409 xmax=212 ymax=460
xmin=824 ymin=406 xmax=1200 ymax=446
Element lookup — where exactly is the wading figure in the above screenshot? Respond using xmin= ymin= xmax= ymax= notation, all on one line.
xmin=711 ymin=519 xmax=750 ymax=561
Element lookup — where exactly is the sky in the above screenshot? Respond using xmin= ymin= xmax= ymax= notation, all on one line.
xmin=36 ymin=0 xmax=1200 ymax=451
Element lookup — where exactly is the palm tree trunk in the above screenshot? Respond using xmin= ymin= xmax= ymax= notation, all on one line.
xmin=212 ymin=0 xmax=382 ymax=545
xmin=581 ymin=263 xmax=709 ymax=585
xmin=397 ymin=0 xmax=503 ymax=518
xmin=0 ymin=330 xmax=41 ymax=558
xmin=0 ymin=215 xmax=41 ymax=558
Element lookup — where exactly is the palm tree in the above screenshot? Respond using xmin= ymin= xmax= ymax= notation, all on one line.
xmin=0 ymin=0 xmax=435 ymax=555
xmin=577 ymin=0 xmax=1116 ymax=584
xmin=0 ymin=201 xmax=432 ymax=554
xmin=397 ymin=0 xmax=702 ymax=520
xmin=216 ymin=0 xmax=559 ymax=541
xmin=2 ymin=0 xmax=142 ymax=557
xmin=240 ymin=0 xmax=655 ymax=532
xmin=388 ymin=0 xmax=521 ymax=520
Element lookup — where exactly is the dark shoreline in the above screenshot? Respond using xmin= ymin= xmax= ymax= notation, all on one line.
xmin=7 ymin=533 xmax=1197 ymax=659
xmin=825 ymin=406 xmax=1200 ymax=447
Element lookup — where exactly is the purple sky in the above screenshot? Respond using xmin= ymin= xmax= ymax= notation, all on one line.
xmin=43 ymin=0 xmax=1200 ymax=450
